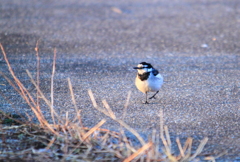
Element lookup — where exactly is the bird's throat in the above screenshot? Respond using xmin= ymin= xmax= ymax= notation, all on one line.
xmin=138 ymin=72 xmax=150 ymax=81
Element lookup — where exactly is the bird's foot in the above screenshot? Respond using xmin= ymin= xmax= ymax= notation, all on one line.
xmin=149 ymin=96 xmax=156 ymax=99
xmin=143 ymin=101 xmax=149 ymax=104
xmin=149 ymin=91 xmax=159 ymax=99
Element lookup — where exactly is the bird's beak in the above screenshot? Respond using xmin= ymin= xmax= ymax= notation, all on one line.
xmin=133 ymin=67 xmax=140 ymax=69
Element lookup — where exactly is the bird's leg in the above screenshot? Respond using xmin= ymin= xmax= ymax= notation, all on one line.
xmin=143 ymin=92 xmax=149 ymax=104
xmin=149 ymin=91 xmax=159 ymax=99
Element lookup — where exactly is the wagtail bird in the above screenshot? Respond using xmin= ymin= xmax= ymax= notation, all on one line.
xmin=133 ymin=62 xmax=163 ymax=104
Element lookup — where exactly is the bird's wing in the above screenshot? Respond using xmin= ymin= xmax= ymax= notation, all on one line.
xmin=152 ymin=69 xmax=159 ymax=76
xmin=152 ymin=69 xmax=163 ymax=80
xmin=155 ymin=73 xmax=163 ymax=80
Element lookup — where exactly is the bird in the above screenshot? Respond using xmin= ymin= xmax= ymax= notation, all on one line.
xmin=133 ymin=62 xmax=163 ymax=104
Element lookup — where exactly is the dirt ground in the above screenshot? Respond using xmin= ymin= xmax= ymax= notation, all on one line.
xmin=0 ymin=0 xmax=239 ymax=160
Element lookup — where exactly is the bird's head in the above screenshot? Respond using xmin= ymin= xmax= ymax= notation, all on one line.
xmin=133 ymin=62 xmax=154 ymax=74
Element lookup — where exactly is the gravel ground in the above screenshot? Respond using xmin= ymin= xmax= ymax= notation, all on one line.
xmin=0 ymin=0 xmax=239 ymax=160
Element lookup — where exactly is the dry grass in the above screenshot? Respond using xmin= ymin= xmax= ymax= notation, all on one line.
xmin=0 ymin=43 xmax=227 ymax=161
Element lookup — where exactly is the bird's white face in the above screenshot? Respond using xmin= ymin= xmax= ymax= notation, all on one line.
xmin=134 ymin=63 xmax=153 ymax=75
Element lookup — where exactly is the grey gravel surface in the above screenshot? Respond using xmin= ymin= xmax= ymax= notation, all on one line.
xmin=0 ymin=0 xmax=239 ymax=160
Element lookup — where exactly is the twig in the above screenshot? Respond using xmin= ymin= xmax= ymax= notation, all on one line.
xmin=148 ymin=129 xmax=156 ymax=161
xmin=122 ymin=91 xmax=131 ymax=119
xmin=82 ymin=119 xmax=106 ymax=141
xmin=2 ymin=124 xmax=27 ymax=130
xmin=188 ymin=137 xmax=208 ymax=161
xmin=50 ymin=48 xmax=57 ymax=125
xmin=88 ymin=89 xmax=146 ymax=146
xmin=154 ymin=134 xmax=161 ymax=161
xmin=159 ymin=109 xmax=171 ymax=155
xmin=0 ymin=44 xmax=45 ymax=125
xmin=45 ymin=137 xmax=56 ymax=150
xmin=102 ymin=99 xmax=116 ymax=119
xmin=180 ymin=137 xmax=193 ymax=161
xmin=120 ymin=127 xmax=137 ymax=155
xmin=26 ymin=70 xmax=58 ymax=119
xmin=176 ymin=137 xmax=185 ymax=159
xmin=0 ymin=44 xmax=37 ymax=108
xmin=35 ymin=39 xmax=40 ymax=111
xmin=123 ymin=142 xmax=153 ymax=162
xmin=65 ymin=111 xmax=69 ymax=127
xmin=205 ymin=150 xmax=227 ymax=161
xmin=164 ymin=125 xmax=171 ymax=154
xmin=0 ymin=72 xmax=21 ymax=95
xmin=117 ymin=118 xmax=146 ymax=145
xmin=68 ymin=78 xmax=83 ymax=127
xmin=159 ymin=109 xmax=164 ymax=138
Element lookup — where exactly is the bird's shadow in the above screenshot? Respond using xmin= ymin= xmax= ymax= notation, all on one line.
xmin=140 ymin=101 xmax=161 ymax=105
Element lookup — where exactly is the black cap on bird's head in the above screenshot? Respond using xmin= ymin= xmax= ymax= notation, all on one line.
xmin=133 ymin=62 xmax=153 ymax=69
